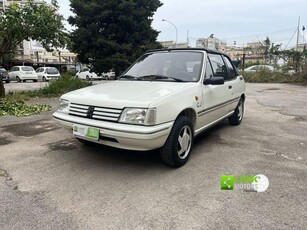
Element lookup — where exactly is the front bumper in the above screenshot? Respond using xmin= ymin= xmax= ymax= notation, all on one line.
xmin=53 ymin=112 xmax=173 ymax=151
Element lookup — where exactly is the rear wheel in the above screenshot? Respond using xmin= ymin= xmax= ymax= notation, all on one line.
xmin=160 ymin=116 xmax=194 ymax=167
xmin=229 ymin=97 xmax=244 ymax=125
xmin=16 ymin=76 xmax=21 ymax=82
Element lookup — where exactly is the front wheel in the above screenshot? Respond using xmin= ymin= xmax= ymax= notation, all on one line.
xmin=16 ymin=76 xmax=21 ymax=82
xmin=42 ymin=76 xmax=46 ymax=82
xmin=33 ymin=79 xmax=38 ymax=82
xmin=229 ymin=97 xmax=244 ymax=125
xmin=5 ymin=80 xmax=10 ymax=83
xmin=160 ymin=116 xmax=194 ymax=167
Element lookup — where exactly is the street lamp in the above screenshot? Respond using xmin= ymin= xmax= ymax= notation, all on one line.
xmin=162 ymin=19 xmax=178 ymax=47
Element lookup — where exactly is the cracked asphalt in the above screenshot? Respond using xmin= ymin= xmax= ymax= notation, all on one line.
xmin=0 ymin=83 xmax=306 ymax=229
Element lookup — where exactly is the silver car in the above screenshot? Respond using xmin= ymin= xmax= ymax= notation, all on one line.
xmin=36 ymin=67 xmax=61 ymax=82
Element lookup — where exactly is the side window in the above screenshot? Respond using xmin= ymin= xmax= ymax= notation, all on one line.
xmin=205 ymin=58 xmax=214 ymax=79
xmin=223 ymin=56 xmax=237 ymax=80
xmin=207 ymin=54 xmax=229 ymax=80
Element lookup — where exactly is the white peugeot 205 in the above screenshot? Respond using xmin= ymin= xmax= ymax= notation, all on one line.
xmin=53 ymin=48 xmax=246 ymax=167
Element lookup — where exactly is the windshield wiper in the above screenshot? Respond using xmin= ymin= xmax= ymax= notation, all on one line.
xmin=119 ymin=74 xmax=142 ymax=80
xmin=139 ymin=74 xmax=184 ymax=82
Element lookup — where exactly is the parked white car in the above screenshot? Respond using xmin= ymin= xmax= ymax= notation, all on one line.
xmin=53 ymin=48 xmax=246 ymax=167
xmin=102 ymin=71 xmax=116 ymax=80
xmin=8 ymin=66 xmax=38 ymax=82
xmin=36 ymin=67 xmax=61 ymax=82
xmin=244 ymin=65 xmax=275 ymax=72
xmin=75 ymin=68 xmax=102 ymax=81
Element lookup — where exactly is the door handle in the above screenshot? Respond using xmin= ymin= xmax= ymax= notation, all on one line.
xmin=228 ymin=85 xmax=232 ymax=89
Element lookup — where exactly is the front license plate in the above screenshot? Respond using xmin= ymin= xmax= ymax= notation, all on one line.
xmin=73 ymin=124 xmax=100 ymax=141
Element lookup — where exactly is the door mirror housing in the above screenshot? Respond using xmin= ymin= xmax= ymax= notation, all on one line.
xmin=204 ymin=77 xmax=224 ymax=85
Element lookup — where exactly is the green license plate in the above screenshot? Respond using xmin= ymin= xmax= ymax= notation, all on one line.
xmin=73 ymin=124 xmax=100 ymax=141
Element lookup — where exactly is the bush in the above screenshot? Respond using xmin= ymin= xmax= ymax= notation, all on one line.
xmin=36 ymin=75 xmax=92 ymax=97
xmin=7 ymin=75 xmax=92 ymax=100
xmin=242 ymin=70 xmax=307 ymax=84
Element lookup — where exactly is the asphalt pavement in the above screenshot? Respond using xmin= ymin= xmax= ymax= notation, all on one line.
xmin=0 ymin=83 xmax=306 ymax=229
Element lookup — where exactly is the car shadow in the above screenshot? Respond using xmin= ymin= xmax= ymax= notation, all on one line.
xmin=46 ymin=120 xmax=232 ymax=170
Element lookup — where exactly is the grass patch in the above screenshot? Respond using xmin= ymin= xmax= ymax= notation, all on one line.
xmin=0 ymin=98 xmax=51 ymax=117
xmin=242 ymin=70 xmax=307 ymax=84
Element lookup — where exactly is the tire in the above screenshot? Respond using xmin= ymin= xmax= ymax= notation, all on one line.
xmin=16 ymin=76 xmax=21 ymax=82
xmin=42 ymin=76 xmax=46 ymax=82
xmin=229 ymin=97 xmax=244 ymax=126
xmin=5 ymin=80 xmax=10 ymax=83
xmin=33 ymin=79 xmax=38 ymax=82
xmin=23 ymin=80 xmax=26 ymax=82
xmin=105 ymin=75 xmax=109 ymax=80
xmin=86 ymin=76 xmax=90 ymax=81
xmin=160 ymin=116 xmax=194 ymax=167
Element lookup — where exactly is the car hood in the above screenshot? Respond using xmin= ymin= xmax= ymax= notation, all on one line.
xmin=61 ymin=80 xmax=196 ymax=108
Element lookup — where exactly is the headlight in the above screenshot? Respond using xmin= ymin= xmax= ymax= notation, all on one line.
xmin=119 ymin=108 xmax=156 ymax=125
xmin=58 ymin=100 xmax=69 ymax=114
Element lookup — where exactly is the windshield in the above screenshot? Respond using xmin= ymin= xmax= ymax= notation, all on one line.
xmin=121 ymin=51 xmax=203 ymax=82
xmin=21 ymin=66 xmax=34 ymax=71
xmin=46 ymin=67 xmax=59 ymax=74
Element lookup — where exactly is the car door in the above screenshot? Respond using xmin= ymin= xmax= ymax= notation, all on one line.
xmin=9 ymin=67 xmax=17 ymax=80
xmin=36 ymin=68 xmax=42 ymax=80
xmin=196 ymin=53 xmax=233 ymax=132
xmin=222 ymin=55 xmax=244 ymax=110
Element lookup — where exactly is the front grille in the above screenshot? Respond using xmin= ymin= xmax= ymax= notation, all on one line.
xmin=69 ymin=103 xmax=122 ymax=122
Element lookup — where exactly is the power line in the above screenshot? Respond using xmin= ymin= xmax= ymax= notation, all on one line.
xmin=220 ymin=27 xmax=297 ymax=40
xmin=284 ymin=28 xmax=298 ymax=50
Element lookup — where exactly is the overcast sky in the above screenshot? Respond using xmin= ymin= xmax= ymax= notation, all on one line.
xmin=57 ymin=0 xmax=306 ymax=49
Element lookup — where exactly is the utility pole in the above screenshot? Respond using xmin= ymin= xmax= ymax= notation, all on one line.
xmin=296 ymin=16 xmax=300 ymax=51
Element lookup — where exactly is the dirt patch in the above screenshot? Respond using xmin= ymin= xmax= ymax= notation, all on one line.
xmin=0 ymin=136 xmax=14 ymax=146
xmin=1 ymin=119 xmax=60 ymax=137
xmin=45 ymin=138 xmax=79 ymax=152
xmin=293 ymin=116 xmax=307 ymax=122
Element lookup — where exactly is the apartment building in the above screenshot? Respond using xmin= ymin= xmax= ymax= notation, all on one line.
xmin=0 ymin=0 xmax=7 ymax=11
xmin=196 ymin=35 xmax=220 ymax=50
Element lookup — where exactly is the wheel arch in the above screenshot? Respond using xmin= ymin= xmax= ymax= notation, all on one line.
xmin=176 ymin=108 xmax=197 ymax=128
xmin=241 ymin=93 xmax=246 ymax=102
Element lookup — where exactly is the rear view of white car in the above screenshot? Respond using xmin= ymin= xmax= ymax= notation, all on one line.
xmin=9 ymin=66 xmax=38 ymax=82
xmin=36 ymin=67 xmax=61 ymax=81
xmin=75 ymin=68 xmax=101 ymax=81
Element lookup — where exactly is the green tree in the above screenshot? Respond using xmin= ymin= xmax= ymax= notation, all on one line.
xmin=262 ymin=37 xmax=281 ymax=65
xmin=0 ymin=0 xmax=69 ymax=97
xmin=68 ymin=0 xmax=163 ymax=75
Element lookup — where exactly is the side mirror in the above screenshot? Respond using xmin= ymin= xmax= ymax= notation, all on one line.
xmin=204 ymin=77 xmax=224 ymax=85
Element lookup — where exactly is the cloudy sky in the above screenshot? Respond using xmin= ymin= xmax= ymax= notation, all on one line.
xmin=57 ymin=0 xmax=306 ymax=49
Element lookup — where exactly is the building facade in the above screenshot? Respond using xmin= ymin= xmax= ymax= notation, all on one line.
xmin=196 ymin=35 xmax=220 ymax=50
